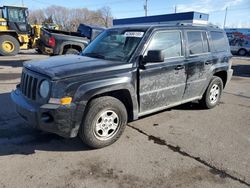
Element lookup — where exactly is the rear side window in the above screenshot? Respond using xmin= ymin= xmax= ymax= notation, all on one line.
xmin=210 ymin=31 xmax=228 ymax=52
xmin=147 ymin=31 xmax=182 ymax=59
xmin=187 ymin=31 xmax=209 ymax=55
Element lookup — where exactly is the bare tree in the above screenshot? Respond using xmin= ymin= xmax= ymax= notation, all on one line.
xmin=28 ymin=9 xmax=46 ymax=24
xmin=98 ymin=6 xmax=113 ymax=27
xmin=28 ymin=5 xmax=113 ymax=31
xmin=44 ymin=6 xmax=70 ymax=29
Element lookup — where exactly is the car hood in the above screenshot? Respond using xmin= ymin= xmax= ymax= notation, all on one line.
xmin=24 ymin=55 xmax=132 ymax=80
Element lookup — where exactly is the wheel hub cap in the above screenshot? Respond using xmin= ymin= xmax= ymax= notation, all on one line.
xmin=209 ymin=84 xmax=220 ymax=104
xmin=2 ymin=41 xmax=14 ymax=53
xmin=94 ymin=110 xmax=120 ymax=140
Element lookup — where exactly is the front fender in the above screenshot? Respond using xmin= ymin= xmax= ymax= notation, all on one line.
xmin=72 ymin=76 xmax=138 ymax=131
xmin=75 ymin=77 xmax=132 ymax=100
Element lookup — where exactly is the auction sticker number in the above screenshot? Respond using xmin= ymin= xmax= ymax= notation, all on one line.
xmin=124 ymin=31 xmax=144 ymax=38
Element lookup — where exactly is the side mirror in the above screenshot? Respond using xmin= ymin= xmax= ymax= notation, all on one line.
xmin=143 ymin=50 xmax=164 ymax=63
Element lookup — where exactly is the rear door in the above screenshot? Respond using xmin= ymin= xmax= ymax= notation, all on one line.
xmin=139 ymin=29 xmax=187 ymax=113
xmin=182 ymin=30 xmax=212 ymax=100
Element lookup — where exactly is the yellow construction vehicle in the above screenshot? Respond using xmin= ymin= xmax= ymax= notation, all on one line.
xmin=0 ymin=5 xmax=41 ymax=56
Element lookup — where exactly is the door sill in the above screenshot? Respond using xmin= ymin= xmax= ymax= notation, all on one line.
xmin=138 ymin=96 xmax=201 ymax=117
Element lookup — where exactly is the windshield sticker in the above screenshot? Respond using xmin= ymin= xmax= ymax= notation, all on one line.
xmin=124 ymin=31 xmax=144 ymax=38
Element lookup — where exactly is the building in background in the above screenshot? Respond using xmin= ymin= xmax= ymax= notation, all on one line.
xmin=113 ymin=12 xmax=209 ymax=26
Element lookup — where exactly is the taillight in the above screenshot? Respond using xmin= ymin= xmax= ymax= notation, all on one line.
xmin=48 ymin=36 xmax=55 ymax=47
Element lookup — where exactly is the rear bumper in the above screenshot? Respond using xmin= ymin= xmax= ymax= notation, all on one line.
xmin=11 ymin=89 xmax=79 ymax=138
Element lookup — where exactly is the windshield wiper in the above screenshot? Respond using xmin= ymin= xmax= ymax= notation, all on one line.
xmin=83 ymin=53 xmax=105 ymax=59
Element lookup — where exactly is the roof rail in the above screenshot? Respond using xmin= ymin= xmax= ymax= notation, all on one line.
xmin=176 ymin=22 xmax=219 ymax=28
xmin=207 ymin=23 xmax=219 ymax=28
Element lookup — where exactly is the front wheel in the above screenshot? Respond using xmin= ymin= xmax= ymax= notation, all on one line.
xmin=200 ymin=76 xmax=223 ymax=109
xmin=79 ymin=96 xmax=127 ymax=148
xmin=0 ymin=35 xmax=20 ymax=56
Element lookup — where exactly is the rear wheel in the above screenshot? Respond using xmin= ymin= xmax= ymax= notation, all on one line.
xmin=238 ymin=48 xmax=247 ymax=56
xmin=200 ymin=76 xmax=223 ymax=109
xmin=0 ymin=35 xmax=20 ymax=56
xmin=79 ymin=96 xmax=127 ymax=148
xmin=64 ymin=48 xmax=80 ymax=55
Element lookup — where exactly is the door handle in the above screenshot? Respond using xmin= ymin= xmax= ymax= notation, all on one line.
xmin=175 ymin=65 xmax=184 ymax=70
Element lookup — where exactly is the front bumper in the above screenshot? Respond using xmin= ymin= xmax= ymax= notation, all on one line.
xmin=11 ymin=89 xmax=79 ymax=138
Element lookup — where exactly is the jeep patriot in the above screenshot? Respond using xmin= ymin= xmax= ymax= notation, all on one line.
xmin=11 ymin=24 xmax=233 ymax=148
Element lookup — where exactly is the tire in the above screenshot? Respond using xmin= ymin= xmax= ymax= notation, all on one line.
xmin=64 ymin=48 xmax=80 ymax=55
xmin=200 ymin=76 xmax=223 ymax=109
xmin=0 ymin=35 xmax=20 ymax=56
xmin=238 ymin=48 xmax=247 ymax=56
xmin=79 ymin=96 xmax=128 ymax=148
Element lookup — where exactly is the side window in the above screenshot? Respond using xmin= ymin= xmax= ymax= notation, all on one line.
xmin=210 ymin=31 xmax=228 ymax=52
xmin=8 ymin=8 xmax=26 ymax=23
xmin=187 ymin=31 xmax=204 ymax=55
xmin=2 ymin=8 xmax=7 ymax=19
xmin=147 ymin=31 xmax=182 ymax=59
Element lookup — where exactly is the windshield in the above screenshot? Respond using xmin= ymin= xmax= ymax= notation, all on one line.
xmin=82 ymin=29 xmax=145 ymax=62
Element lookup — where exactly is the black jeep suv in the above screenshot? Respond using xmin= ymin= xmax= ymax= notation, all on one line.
xmin=11 ymin=24 xmax=233 ymax=148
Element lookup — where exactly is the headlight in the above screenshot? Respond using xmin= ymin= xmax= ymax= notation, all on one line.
xmin=39 ymin=80 xmax=50 ymax=98
xmin=0 ymin=21 xmax=7 ymax=26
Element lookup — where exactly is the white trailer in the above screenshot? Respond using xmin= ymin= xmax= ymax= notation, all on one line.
xmin=225 ymin=28 xmax=250 ymax=56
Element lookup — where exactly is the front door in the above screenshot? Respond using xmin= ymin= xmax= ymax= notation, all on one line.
xmin=139 ymin=30 xmax=187 ymax=114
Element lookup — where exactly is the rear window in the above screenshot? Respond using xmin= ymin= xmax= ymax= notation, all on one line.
xmin=187 ymin=31 xmax=209 ymax=55
xmin=210 ymin=31 xmax=228 ymax=52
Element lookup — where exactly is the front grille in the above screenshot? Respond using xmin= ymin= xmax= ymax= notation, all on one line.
xmin=20 ymin=71 xmax=39 ymax=100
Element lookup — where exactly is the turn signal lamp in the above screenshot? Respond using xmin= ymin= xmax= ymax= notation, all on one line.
xmin=49 ymin=97 xmax=72 ymax=105
xmin=60 ymin=97 xmax=72 ymax=105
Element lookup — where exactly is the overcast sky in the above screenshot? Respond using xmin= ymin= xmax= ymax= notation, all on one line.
xmin=1 ymin=0 xmax=250 ymax=28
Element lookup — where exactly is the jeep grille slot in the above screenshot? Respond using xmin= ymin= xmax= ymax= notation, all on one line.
xmin=20 ymin=72 xmax=38 ymax=100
